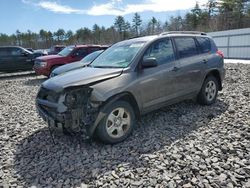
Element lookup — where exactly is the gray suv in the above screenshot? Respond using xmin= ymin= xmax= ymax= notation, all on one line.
xmin=36 ymin=31 xmax=225 ymax=144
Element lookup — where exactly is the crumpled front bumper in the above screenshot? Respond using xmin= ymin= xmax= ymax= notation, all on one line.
xmin=36 ymin=91 xmax=100 ymax=138
xmin=36 ymin=98 xmax=66 ymax=133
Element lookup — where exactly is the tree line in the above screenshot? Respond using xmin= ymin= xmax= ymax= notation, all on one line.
xmin=0 ymin=0 xmax=250 ymax=49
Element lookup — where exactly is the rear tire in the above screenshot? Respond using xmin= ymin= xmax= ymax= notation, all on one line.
xmin=96 ymin=100 xmax=135 ymax=144
xmin=197 ymin=76 xmax=219 ymax=105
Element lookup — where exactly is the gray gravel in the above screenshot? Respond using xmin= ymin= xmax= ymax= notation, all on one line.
xmin=0 ymin=63 xmax=250 ymax=188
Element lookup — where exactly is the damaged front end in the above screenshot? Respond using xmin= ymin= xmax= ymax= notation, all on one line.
xmin=36 ymin=85 xmax=101 ymax=139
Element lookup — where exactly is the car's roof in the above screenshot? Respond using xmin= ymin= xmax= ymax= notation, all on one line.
xmin=66 ymin=44 xmax=108 ymax=49
xmin=118 ymin=31 xmax=211 ymax=45
xmin=53 ymin=45 xmax=65 ymax=47
xmin=0 ymin=46 xmax=25 ymax=48
xmin=163 ymin=33 xmax=212 ymax=39
xmin=125 ymin=35 xmax=158 ymax=43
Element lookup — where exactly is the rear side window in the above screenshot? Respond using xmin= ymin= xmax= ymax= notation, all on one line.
xmin=73 ymin=48 xmax=88 ymax=57
xmin=89 ymin=47 xmax=100 ymax=53
xmin=174 ymin=37 xmax=198 ymax=58
xmin=143 ymin=38 xmax=175 ymax=65
xmin=196 ymin=37 xmax=211 ymax=53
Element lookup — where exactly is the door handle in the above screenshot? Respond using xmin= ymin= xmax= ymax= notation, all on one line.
xmin=203 ymin=59 xmax=208 ymax=64
xmin=172 ymin=67 xmax=180 ymax=72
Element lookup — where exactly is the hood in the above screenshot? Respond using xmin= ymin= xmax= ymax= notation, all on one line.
xmin=37 ymin=54 xmax=64 ymax=61
xmin=42 ymin=67 xmax=123 ymax=92
xmin=52 ymin=61 xmax=87 ymax=76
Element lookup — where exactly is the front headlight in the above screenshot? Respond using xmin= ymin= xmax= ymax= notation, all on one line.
xmin=63 ymin=87 xmax=93 ymax=109
xmin=35 ymin=60 xmax=47 ymax=67
xmin=39 ymin=61 xmax=47 ymax=67
xmin=50 ymin=72 xmax=57 ymax=78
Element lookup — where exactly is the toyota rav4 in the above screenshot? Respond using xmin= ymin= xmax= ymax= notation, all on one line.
xmin=36 ymin=31 xmax=225 ymax=144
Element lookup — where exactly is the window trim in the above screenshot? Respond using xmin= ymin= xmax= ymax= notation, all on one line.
xmin=195 ymin=36 xmax=212 ymax=54
xmin=173 ymin=36 xmax=200 ymax=59
xmin=141 ymin=37 xmax=176 ymax=66
xmin=71 ymin=47 xmax=88 ymax=57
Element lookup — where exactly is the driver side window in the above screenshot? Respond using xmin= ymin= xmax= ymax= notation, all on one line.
xmin=73 ymin=48 xmax=88 ymax=57
xmin=143 ymin=38 xmax=175 ymax=65
xmin=10 ymin=48 xmax=22 ymax=56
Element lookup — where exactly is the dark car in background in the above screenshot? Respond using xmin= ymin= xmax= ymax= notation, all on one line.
xmin=26 ymin=48 xmax=34 ymax=52
xmin=33 ymin=45 xmax=108 ymax=76
xmin=50 ymin=50 xmax=104 ymax=77
xmin=36 ymin=31 xmax=225 ymax=144
xmin=0 ymin=46 xmax=42 ymax=72
xmin=48 ymin=45 xmax=65 ymax=55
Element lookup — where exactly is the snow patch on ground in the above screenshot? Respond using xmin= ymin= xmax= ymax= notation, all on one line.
xmin=224 ymin=59 xmax=250 ymax=64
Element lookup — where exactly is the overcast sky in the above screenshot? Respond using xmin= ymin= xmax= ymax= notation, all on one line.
xmin=0 ymin=0 xmax=208 ymax=34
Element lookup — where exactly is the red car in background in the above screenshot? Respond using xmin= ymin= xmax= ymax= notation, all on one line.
xmin=48 ymin=45 xmax=65 ymax=55
xmin=33 ymin=45 xmax=108 ymax=76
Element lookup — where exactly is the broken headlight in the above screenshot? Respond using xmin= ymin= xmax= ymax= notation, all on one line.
xmin=65 ymin=92 xmax=78 ymax=108
xmin=63 ymin=87 xmax=93 ymax=109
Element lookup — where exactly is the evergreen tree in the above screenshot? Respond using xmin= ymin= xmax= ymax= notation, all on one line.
xmin=132 ymin=13 xmax=142 ymax=37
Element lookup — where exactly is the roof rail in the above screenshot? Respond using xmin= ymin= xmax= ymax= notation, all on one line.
xmin=160 ymin=31 xmax=207 ymax=36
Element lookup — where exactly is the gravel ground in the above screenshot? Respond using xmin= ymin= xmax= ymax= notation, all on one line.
xmin=0 ymin=63 xmax=249 ymax=188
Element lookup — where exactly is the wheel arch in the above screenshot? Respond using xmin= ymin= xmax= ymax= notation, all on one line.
xmin=101 ymin=91 xmax=141 ymax=119
xmin=89 ymin=91 xmax=141 ymax=137
xmin=204 ymin=69 xmax=222 ymax=91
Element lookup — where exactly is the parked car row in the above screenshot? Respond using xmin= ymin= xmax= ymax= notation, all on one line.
xmin=48 ymin=45 xmax=65 ymax=55
xmin=50 ymin=50 xmax=104 ymax=77
xmin=0 ymin=44 xmax=108 ymax=73
xmin=0 ymin=46 xmax=42 ymax=72
xmin=36 ymin=31 xmax=225 ymax=144
xmin=33 ymin=45 xmax=108 ymax=76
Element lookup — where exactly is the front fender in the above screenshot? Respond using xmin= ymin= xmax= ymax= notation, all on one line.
xmin=88 ymin=92 xmax=129 ymax=136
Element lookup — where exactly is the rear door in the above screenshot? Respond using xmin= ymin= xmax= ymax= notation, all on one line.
xmin=138 ymin=38 xmax=179 ymax=110
xmin=173 ymin=37 xmax=205 ymax=97
xmin=196 ymin=36 xmax=214 ymax=85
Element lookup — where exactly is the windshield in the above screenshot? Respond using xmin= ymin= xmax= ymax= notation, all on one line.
xmin=81 ymin=50 xmax=103 ymax=63
xmin=91 ymin=41 xmax=145 ymax=68
xmin=58 ymin=46 xmax=74 ymax=57
xmin=22 ymin=48 xmax=32 ymax=54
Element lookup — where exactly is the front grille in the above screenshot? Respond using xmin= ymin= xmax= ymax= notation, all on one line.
xmin=38 ymin=87 xmax=59 ymax=103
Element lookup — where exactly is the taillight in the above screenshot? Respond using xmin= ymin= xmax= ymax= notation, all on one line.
xmin=216 ymin=50 xmax=224 ymax=58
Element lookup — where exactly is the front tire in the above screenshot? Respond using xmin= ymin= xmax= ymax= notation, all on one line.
xmin=96 ymin=100 xmax=135 ymax=144
xmin=197 ymin=76 xmax=219 ymax=105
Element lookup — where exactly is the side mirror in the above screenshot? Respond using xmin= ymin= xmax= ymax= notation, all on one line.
xmin=142 ymin=57 xmax=158 ymax=68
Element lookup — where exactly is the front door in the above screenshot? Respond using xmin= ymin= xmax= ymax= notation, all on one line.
xmin=71 ymin=48 xmax=88 ymax=62
xmin=138 ymin=38 xmax=178 ymax=111
xmin=9 ymin=47 xmax=33 ymax=71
